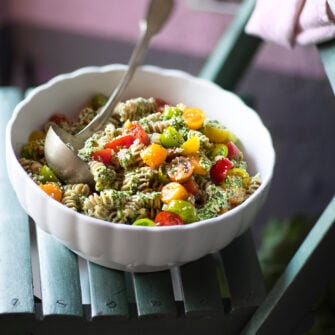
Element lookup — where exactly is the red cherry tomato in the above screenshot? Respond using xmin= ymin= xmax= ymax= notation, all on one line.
xmin=91 ymin=149 xmax=112 ymax=164
xmin=105 ymin=135 xmax=136 ymax=153
xmin=226 ymin=141 xmax=241 ymax=159
xmin=154 ymin=211 xmax=184 ymax=226
xmin=182 ymin=176 xmax=200 ymax=195
xmin=155 ymin=98 xmax=169 ymax=113
xmin=124 ymin=123 xmax=150 ymax=145
xmin=49 ymin=113 xmax=69 ymax=125
xmin=167 ymin=156 xmax=193 ymax=183
xmin=210 ymin=158 xmax=234 ymax=184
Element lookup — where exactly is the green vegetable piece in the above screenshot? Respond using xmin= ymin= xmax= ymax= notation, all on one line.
xmin=39 ymin=165 xmax=60 ymax=183
xmin=160 ymin=126 xmax=184 ymax=148
xmin=162 ymin=106 xmax=183 ymax=120
xmin=211 ymin=143 xmax=228 ymax=159
xmin=132 ymin=218 xmax=156 ymax=226
xmin=91 ymin=93 xmax=108 ymax=110
xmin=162 ymin=200 xmax=197 ymax=224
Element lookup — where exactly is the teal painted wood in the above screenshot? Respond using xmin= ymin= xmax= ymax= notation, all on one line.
xmin=241 ymin=196 xmax=335 ymax=335
xmin=36 ymin=226 xmax=83 ymax=317
xmin=0 ymin=87 xmax=35 ymax=315
xmin=179 ymin=254 xmax=223 ymax=317
xmin=318 ymin=39 xmax=335 ymax=95
xmin=87 ymin=261 xmax=129 ymax=319
xmin=220 ymin=230 xmax=266 ymax=309
xmin=132 ymin=271 xmax=176 ymax=319
xmin=198 ymin=0 xmax=261 ymax=91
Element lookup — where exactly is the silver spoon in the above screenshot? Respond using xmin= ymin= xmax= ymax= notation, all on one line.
xmin=44 ymin=0 xmax=174 ymax=187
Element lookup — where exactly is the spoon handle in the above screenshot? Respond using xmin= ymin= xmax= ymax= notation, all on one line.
xmin=76 ymin=0 xmax=174 ymax=143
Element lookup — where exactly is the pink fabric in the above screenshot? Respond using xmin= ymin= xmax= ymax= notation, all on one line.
xmin=245 ymin=0 xmax=335 ymax=47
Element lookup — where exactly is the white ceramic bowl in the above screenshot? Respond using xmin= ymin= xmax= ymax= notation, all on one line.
xmin=6 ymin=64 xmax=275 ymax=272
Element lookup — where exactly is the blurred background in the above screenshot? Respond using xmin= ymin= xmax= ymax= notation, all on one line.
xmin=1 ymin=0 xmax=334 ymax=243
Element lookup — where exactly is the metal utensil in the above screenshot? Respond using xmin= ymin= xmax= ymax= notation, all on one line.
xmin=44 ymin=0 xmax=174 ymax=186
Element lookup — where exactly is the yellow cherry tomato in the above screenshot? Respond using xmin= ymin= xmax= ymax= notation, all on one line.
xmin=202 ymin=122 xmax=237 ymax=143
xmin=228 ymin=168 xmax=250 ymax=187
xmin=161 ymin=182 xmax=189 ymax=203
xmin=140 ymin=143 xmax=167 ymax=169
xmin=182 ymin=107 xmax=205 ymax=129
xmin=39 ymin=183 xmax=62 ymax=202
xmin=181 ymin=136 xmax=200 ymax=155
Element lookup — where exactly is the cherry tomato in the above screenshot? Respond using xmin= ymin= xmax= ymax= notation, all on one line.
xmin=39 ymin=165 xmax=59 ymax=183
xmin=182 ymin=176 xmax=200 ymax=195
xmin=124 ymin=122 xmax=150 ymax=145
xmin=132 ymin=218 xmax=156 ymax=226
xmin=182 ymin=107 xmax=205 ymax=129
xmin=226 ymin=141 xmax=241 ymax=159
xmin=161 ymin=182 xmax=189 ymax=203
xmin=49 ymin=113 xmax=69 ymax=125
xmin=141 ymin=143 xmax=167 ymax=169
xmin=105 ymin=135 xmax=135 ymax=153
xmin=155 ymin=98 xmax=168 ymax=113
xmin=167 ymin=156 xmax=193 ymax=182
xmin=162 ymin=200 xmax=197 ymax=224
xmin=210 ymin=158 xmax=234 ymax=184
xmin=39 ymin=183 xmax=62 ymax=202
xmin=91 ymin=149 xmax=112 ymax=164
xmin=155 ymin=211 xmax=184 ymax=226
xmin=160 ymin=126 xmax=184 ymax=148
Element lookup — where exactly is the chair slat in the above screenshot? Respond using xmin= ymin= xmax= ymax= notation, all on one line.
xmin=180 ymin=254 xmax=223 ymax=317
xmin=36 ymin=226 xmax=83 ymax=317
xmin=87 ymin=261 xmax=129 ymax=319
xmin=318 ymin=39 xmax=335 ymax=95
xmin=0 ymin=87 xmax=35 ymax=315
xmin=132 ymin=271 xmax=176 ymax=319
xmin=220 ymin=230 xmax=266 ymax=310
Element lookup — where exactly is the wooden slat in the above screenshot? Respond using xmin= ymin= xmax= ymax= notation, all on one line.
xmin=36 ymin=226 xmax=83 ymax=317
xmin=180 ymin=254 xmax=224 ymax=317
xmin=220 ymin=230 xmax=266 ymax=310
xmin=87 ymin=261 xmax=129 ymax=319
xmin=0 ymin=87 xmax=35 ymax=315
xmin=318 ymin=39 xmax=335 ymax=95
xmin=241 ymin=196 xmax=335 ymax=335
xmin=198 ymin=0 xmax=261 ymax=91
xmin=132 ymin=271 xmax=176 ymax=319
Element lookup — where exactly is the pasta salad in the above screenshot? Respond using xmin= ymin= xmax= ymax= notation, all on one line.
xmin=20 ymin=95 xmax=261 ymax=226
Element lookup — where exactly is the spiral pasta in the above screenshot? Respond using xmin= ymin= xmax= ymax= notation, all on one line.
xmin=20 ymin=94 xmax=262 ymax=226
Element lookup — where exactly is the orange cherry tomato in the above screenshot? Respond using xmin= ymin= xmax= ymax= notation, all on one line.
xmin=140 ymin=143 xmax=167 ymax=169
xmin=161 ymin=182 xmax=189 ymax=203
xmin=182 ymin=107 xmax=205 ymax=129
xmin=154 ymin=211 xmax=184 ymax=226
xmin=39 ymin=183 xmax=62 ymax=202
xmin=167 ymin=156 xmax=193 ymax=182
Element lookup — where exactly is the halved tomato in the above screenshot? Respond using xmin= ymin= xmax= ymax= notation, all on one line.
xmin=105 ymin=135 xmax=135 ymax=153
xmin=210 ymin=157 xmax=234 ymax=184
xmin=124 ymin=122 xmax=150 ymax=145
xmin=154 ymin=211 xmax=184 ymax=226
xmin=91 ymin=148 xmax=112 ymax=164
xmin=167 ymin=156 xmax=193 ymax=183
